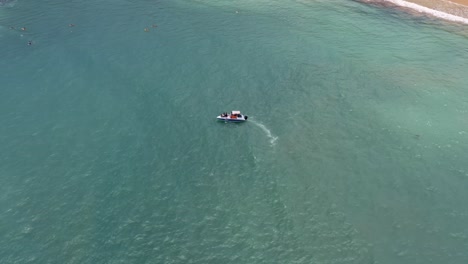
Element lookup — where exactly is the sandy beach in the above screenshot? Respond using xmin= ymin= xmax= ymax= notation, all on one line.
xmin=446 ymin=0 xmax=468 ymax=6
xmin=360 ymin=0 xmax=468 ymax=23
xmin=395 ymin=0 xmax=468 ymax=20
xmin=409 ymin=0 xmax=468 ymax=9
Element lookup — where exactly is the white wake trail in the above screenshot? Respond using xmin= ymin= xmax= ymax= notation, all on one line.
xmin=250 ymin=118 xmax=278 ymax=146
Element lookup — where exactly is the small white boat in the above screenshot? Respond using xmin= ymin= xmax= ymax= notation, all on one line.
xmin=217 ymin=110 xmax=248 ymax=122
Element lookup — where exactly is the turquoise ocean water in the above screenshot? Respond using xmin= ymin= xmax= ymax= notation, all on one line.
xmin=1 ymin=0 xmax=468 ymax=263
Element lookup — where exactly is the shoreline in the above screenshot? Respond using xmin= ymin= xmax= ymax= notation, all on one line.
xmin=405 ymin=0 xmax=468 ymax=18
xmin=360 ymin=0 xmax=468 ymax=24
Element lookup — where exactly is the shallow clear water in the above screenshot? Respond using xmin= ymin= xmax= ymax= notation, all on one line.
xmin=1 ymin=0 xmax=468 ymax=263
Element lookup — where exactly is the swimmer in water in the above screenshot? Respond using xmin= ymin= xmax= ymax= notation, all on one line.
xmin=144 ymin=28 xmax=149 ymax=32
xmin=21 ymin=27 xmax=26 ymax=31
xmin=69 ymin=24 xmax=75 ymax=27
xmin=28 ymin=41 xmax=32 ymax=45
xmin=152 ymin=24 xmax=158 ymax=28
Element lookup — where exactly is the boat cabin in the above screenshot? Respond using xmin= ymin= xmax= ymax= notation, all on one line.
xmin=230 ymin=111 xmax=242 ymax=118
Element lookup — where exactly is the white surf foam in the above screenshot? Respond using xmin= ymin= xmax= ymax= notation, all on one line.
xmin=382 ymin=0 xmax=468 ymax=24
xmin=250 ymin=119 xmax=278 ymax=146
